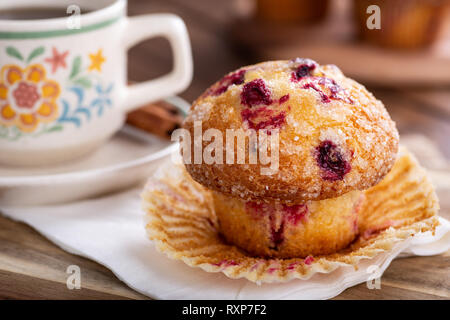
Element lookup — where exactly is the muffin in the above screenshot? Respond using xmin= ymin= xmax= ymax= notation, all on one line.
xmin=354 ymin=0 xmax=450 ymax=49
xmin=213 ymin=190 xmax=365 ymax=258
xmin=256 ymin=0 xmax=329 ymax=24
xmin=182 ymin=58 xmax=399 ymax=258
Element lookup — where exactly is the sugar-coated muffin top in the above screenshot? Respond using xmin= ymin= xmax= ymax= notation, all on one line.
xmin=183 ymin=58 xmax=399 ymax=202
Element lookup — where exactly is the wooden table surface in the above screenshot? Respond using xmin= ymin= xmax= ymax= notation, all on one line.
xmin=0 ymin=0 xmax=449 ymax=300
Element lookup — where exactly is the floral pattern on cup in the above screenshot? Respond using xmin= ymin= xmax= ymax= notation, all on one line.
xmin=0 ymin=64 xmax=60 ymax=133
xmin=0 ymin=46 xmax=114 ymax=140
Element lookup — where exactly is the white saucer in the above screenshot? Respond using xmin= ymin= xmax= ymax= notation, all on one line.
xmin=0 ymin=96 xmax=189 ymax=206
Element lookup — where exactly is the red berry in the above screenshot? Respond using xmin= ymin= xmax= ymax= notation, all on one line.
xmin=279 ymin=94 xmax=290 ymax=104
xmin=315 ymin=140 xmax=351 ymax=181
xmin=290 ymin=58 xmax=317 ymax=81
xmin=282 ymin=204 xmax=308 ymax=225
xmin=302 ymin=82 xmax=330 ymax=103
xmin=213 ymin=69 xmax=246 ymax=96
xmin=241 ymin=79 xmax=273 ymax=107
xmin=304 ymin=256 xmax=314 ymax=265
xmin=302 ymin=77 xmax=353 ymax=104
xmin=241 ymin=107 xmax=286 ymax=131
xmin=269 ymin=213 xmax=284 ymax=248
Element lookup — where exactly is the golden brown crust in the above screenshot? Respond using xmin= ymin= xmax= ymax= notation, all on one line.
xmin=183 ymin=59 xmax=399 ymax=202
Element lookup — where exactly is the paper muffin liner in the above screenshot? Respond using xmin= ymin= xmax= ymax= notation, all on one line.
xmin=142 ymin=147 xmax=439 ymax=283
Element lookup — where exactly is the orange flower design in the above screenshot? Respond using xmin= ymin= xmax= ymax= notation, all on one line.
xmin=0 ymin=64 xmax=60 ymax=132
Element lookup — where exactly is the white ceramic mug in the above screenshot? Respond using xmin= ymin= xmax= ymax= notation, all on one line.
xmin=0 ymin=0 xmax=192 ymax=166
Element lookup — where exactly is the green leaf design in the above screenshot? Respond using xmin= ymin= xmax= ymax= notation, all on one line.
xmin=6 ymin=46 xmax=23 ymax=61
xmin=27 ymin=46 xmax=45 ymax=62
xmin=0 ymin=125 xmax=7 ymax=138
xmin=46 ymin=125 xmax=63 ymax=133
xmin=73 ymin=76 xmax=91 ymax=88
xmin=0 ymin=125 xmax=23 ymax=141
xmin=32 ymin=123 xmax=64 ymax=137
xmin=69 ymin=56 xmax=82 ymax=79
xmin=8 ymin=126 xmax=22 ymax=141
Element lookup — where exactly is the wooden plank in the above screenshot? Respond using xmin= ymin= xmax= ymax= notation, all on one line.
xmin=399 ymin=89 xmax=450 ymax=119
xmin=336 ymin=254 xmax=450 ymax=299
xmin=0 ymin=270 xmax=135 ymax=300
xmin=0 ymin=215 xmax=147 ymax=300
xmin=0 ymin=211 xmax=448 ymax=299
xmin=335 ymin=282 xmax=448 ymax=300
xmin=373 ymin=89 xmax=450 ymax=158
xmin=260 ymin=43 xmax=450 ymax=86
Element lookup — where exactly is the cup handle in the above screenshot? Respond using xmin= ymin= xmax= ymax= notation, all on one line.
xmin=122 ymin=14 xmax=193 ymax=112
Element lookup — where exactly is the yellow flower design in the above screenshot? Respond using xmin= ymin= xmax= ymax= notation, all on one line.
xmin=88 ymin=49 xmax=105 ymax=72
xmin=0 ymin=64 xmax=60 ymax=132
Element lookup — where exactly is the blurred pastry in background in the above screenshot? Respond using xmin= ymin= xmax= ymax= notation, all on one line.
xmin=354 ymin=0 xmax=450 ymax=49
xmin=256 ymin=0 xmax=329 ymax=24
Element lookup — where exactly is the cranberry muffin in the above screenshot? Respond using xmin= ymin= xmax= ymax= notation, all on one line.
xmin=256 ymin=0 xmax=329 ymax=24
xmin=182 ymin=58 xmax=399 ymax=258
xmin=184 ymin=58 xmax=399 ymax=203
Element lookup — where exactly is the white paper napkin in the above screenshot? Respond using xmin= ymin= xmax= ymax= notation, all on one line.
xmin=1 ymin=186 xmax=449 ymax=300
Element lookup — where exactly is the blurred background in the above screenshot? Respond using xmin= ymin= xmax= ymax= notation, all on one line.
xmin=127 ymin=0 xmax=450 ymax=158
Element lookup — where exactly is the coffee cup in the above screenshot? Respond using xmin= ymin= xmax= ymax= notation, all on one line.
xmin=0 ymin=0 xmax=192 ymax=166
